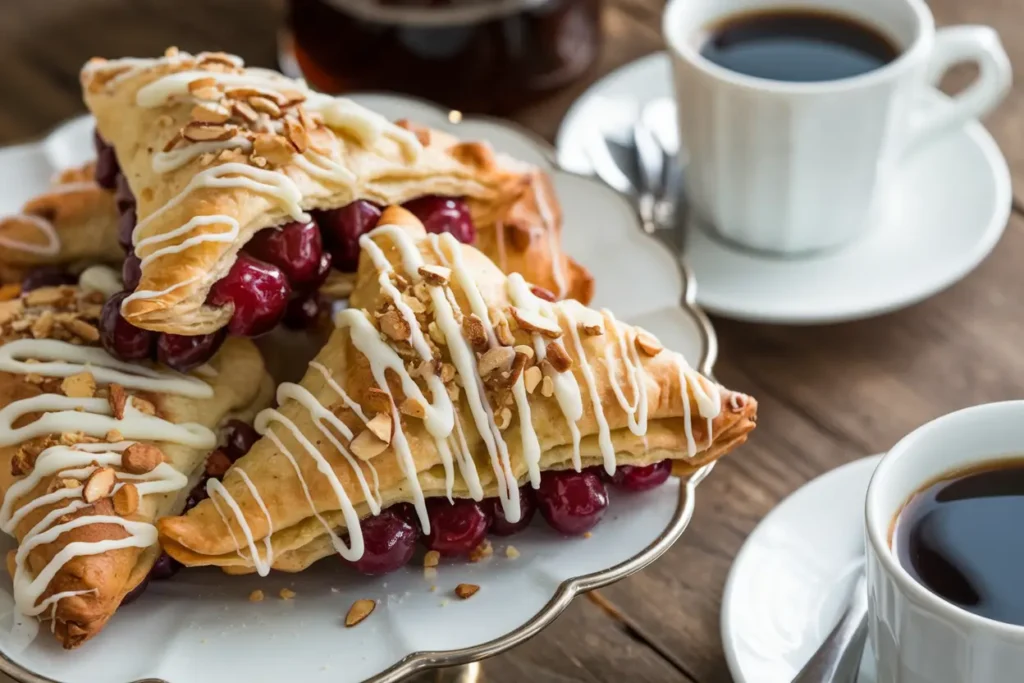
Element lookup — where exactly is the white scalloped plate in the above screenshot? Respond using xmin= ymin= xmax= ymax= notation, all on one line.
xmin=0 ymin=96 xmax=717 ymax=683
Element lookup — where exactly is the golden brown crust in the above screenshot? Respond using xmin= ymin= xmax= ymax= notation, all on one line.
xmin=157 ymin=212 xmax=755 ymax=573
xmin=0 ymin=164 xmax=121 ymax=283
xmin=0 ymin=287 xmax=268 ymax=647
xmin=81 ymin=51 xmax=592 ymax=335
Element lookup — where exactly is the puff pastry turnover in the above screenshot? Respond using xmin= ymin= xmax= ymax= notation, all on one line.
xmin=158 ymin=207 xmax=756 ymax=575
xmin=0 ymin=285 xmax=267 ymax=647
xmin=80 ymin=49 xmax=593 ymax=336
xmin=0 ymin=164 xmax=120 ymax=284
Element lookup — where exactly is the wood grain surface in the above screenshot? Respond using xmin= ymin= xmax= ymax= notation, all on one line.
xmin=0 ymin=0 xmax=1021 ymax=681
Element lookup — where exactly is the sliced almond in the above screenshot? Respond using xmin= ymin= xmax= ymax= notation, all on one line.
xmin=366 ymin=413 xmax=393 ymax=444
xmin=278 ymin=89 xmax=307 ymax=108
xmin=253 ymin=133 xmax=294 ymax=165
xmin=108 ymin=384 xmax=128 ymax=419
xmin=423 ymin=550 xmax=440 ymax=568
xmin=541 ymin=376 xmax=555 ymax=398
xmin=478 ymin=346 xmax=516 ymax=378
xmin=580 ymin=322 xmax=603 ymax=336
xmin=187 ymin=77 xmax=221 ymax=100
xmin=248 ymin=95 xmax=282 ymax=118
xmin=545 ymin=342 xmax=573 ymax=373
xmin=530 ymin=285 xmax=557 ymax=302
xmin=113 ymin=482 xmax=140 ymax=516
xmin=418 ymin=265 xmax=451 ymax=286
xmin=350 ymin=429 xmax=388 ymax=461
xmin=399 ymin=398 xmax=426 ymax=420
xmin=513 ymin=344 xmax=534 ymax=359
xmin=283 ymin=117 xmax=309 ymax=153
xmin=231 ymin=100 xmax=259 ymax=124
xmin=524 ymin=366 xmax=543 ymax=394
xmin=182 ymin=121 xmax=237 ymax=143
xmin=462 ymin=314 xmax=489 ymax=352
xmin=454 ymin=583 xmax=479 ymax=599
xmin=121 ymin=443 xmax=164 ymax=474
xmin=162 ymin=131 xmax=184 ymax=152
xmin=345 ymin=599 xmax=376 ymax=627
xmin=378 ymin=309 xmax=411 ymax=342
xmin=191 ymin=102 xmax=231 ymax=124
xmin=364 ymin=387 xmax=392 ymax=415
xmin=63 ymin=318 xmax=100 ymax=342
xmin=634 ymin=331 xmax=664 ymax=356
xmin=427 ymin=321 xmax=446 ymax=346
xmin=510 ymin=307 xmax=562 ymax=338
xmin=83 ymin=466 xmax=117 ymax=503
xmin=61 ymin=372 xmax=96 ymax=399
xmin=24 ymin=286 xmax=68 ymax=306
xmin=31 ymin=311 xmax=54 ymax=339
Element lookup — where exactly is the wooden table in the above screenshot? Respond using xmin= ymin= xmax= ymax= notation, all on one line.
xmin=1 ymin=0 xmax=1022 ymax=681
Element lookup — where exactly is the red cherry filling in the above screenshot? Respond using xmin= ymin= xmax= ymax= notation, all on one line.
xmin=486 ymin=487 xmax=536 ymax=536
xmin=114 ymin=173 xmax=136 ymax=214
xmin=99 ymin=292 xmax=157 ymax=361
xmin=422 ymin=498 xmax=491 ymax=556
xmin=21 ymin=267 xmax=76 ymax=292
xmin=283 ymin=292 xmax=323 ymax=330
xmin=402 ymin=196 xmax=476 ymax=244
xmin=120 ymin=575 xmax=150 ymax=606
xmin=316 ymin=201 xmax=382 ymax=273
xmin=243 ymin=219 xmax=324 ymax=290
xmin=310 ymin=251 xmax=333 ymax=291
xmin=536 ymin=470 xmax=608 ymax=535
xmin=156 ymin=330 xmax=227 ymax=373
xmin=347 ymin=509 xmax=420 ymax=576
xmin=122 ymin=251 xmax=142 ymax=291
xmin=93 ymin=130 xmax=119 ymax=190
xmin=207 ymin=253 xmax=291 ymax=337
xmin=149 ymin=553 xmax=182 ymax=581
xmin=117 ymin=206 xmax=136 ymax=252
xmin=223 ymin=419 xmax=260 ymax=461
xmin=611 ymin=460 xmax=673 ymax=492
xmin=390 ymin=502 xmax=421 ymax=531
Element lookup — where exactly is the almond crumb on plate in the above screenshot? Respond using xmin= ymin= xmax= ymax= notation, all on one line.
xmin=468 ymin=539 xmax=493 ymax=562
xmin=455 ymin=583 xmax=480 ymax=599
xmin=249 ymin=590 xmax=265 ymax=602
xmin=505 ymin=545 xmax=521 ymax=559
xmin=279 ymin=588 xmax=296 ymax=600
xmin=423 ymin=550 xmax=440 ymax=568
xmin=346 ymin=599 xmax=376 ymax=627
xmin=583 ymin=531 xmax=593 ymax=539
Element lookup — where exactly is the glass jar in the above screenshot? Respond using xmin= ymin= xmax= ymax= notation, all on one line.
xmin=283 ymin=0 xmax=603 ymax=114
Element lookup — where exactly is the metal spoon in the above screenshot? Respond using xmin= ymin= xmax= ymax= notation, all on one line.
xmin=792 ymin=573 xmax=869 ymax=683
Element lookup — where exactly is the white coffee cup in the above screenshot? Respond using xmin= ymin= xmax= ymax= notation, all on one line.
xmin=865 ymin=401 xmax=1024 ymax=683
xmin=662 ymin=0 xmax=1012 ymax=255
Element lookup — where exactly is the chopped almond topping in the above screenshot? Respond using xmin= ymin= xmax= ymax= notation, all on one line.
xmin=418 ymin=265 xmax=451 ymax=286
xmin=63 ymin=318 xmax=100 ymax=342
xmin=253 ymin=133 xmax=294 ymax=165
xmin=402 ymin=294 xmax=426 ymax=314
xmin=10 ymin=449 xmax=32 ymax=477
xmin=61 ymin=372 xmax=96 ymax=399
xmin=183 ymin=121 xmax=237 ymax=143
xmin=524 ymin=366 xmax=543 ymax=394
xmin=580 ymin=322 xmax=603 ymax=336
xmin=495 ymin=407 xmax=512 ymax=430
xmin=279 ymin=588 xmax=296 ymax=600
xmin=105 ymin=429 xmax=124 ymax=443
xmin=191 ymin=103 xmax=231 ymax=124
xmin=493 ymin=313 xmax=515 ymax=346
xmin=248 ymin=95 xmax=282 ymax=118
xmin=249 ymin=589 xmax=265 ymax=602
xmin=232 ymin=100 xmax=259 ymax=124
xmin=399 ymin=397 xmax=426 ymax=419
xmin=508 ymin=350 xmax=529 ymax=386
xmin=545 ymin=342 xmax=573 ymax=373
xmin=469 ymin=539 xmax=493 ymax=562
xmin=541 ymin=376 xmax=554 ymax=398
xmin=108 ymin=384 xmax=127 ymax=419
xmin=510 ymin=307 xmax=562 ymax=338
xmin=478 ymin=346 xmax=516 ymax=378
xmin=205 ymin=450 xmax=232 ymax=477
xmin=440 ymin=363 xmax=457 ymax=383
xmin=378 ymin=309 xmax=411 ymax=342
xmin=131 ymin=396 xmax=157 ymax=416
xmin=113 ymin=482 xmax=140 ymax=516
xmin=454 ymin=583 xmax=480 ymax=599
xmin=283 ymin=117 xmax=309 ymax=153
xmin=635 ymin=331 xmax=664 ymax=356
xmin=350 ymin=429 xmax=388 ymax=461
xmin=462 ymin=314 xmax=489 ymax=351
xmin=187 ymin=77 xmax=221 ymax=99
xmin=83 ymin=467 xmax=116 ymax=503
xmin=366 ymin=413 xmax=393 ymax=444
xmin=446 ymin=383 xmax=461 ymax=402
xmin=513 ymin=344 xmax=534 ymax=359
xmin=162 ymin=131 xmax=184 ymax=152
xmin=121 ymin=443 xmax=164 ymax=474
xmin=364 ymin=387 xmax=392 ymax=414
xmin=31 ymin=311 xmax=54 ymax=338
xmin=427 ymin=321 xmax=446 ymax=346
xmin=346 ymin=599 xmax=376 ymax=627
xmin=423 ymin=550 xmax=440 ymax=568
xmin=24 ymin=286 xmax=67 ymax=307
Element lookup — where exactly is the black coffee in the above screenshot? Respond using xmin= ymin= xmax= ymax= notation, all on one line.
xmin=699 ymin=9 xmax=899 ymax=83
xmin=893 ymin=460 xmax=1024 ymax=626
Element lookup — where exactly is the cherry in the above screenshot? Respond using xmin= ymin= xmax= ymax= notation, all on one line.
xmin=149 ymin=553 xmax=182 ymax=581
xmin=283 ymin=292 xmax=323 ymax=330
xmin=309 ymin=251 xmax=333 ymax=291
xmin=611 ymin=460 xmax=673 ymax=492
xmin=156 ymin=330 xmax=226 ymax=373
xmin=402 ymin=196 xmax=476 ymax=244
xmin=316 ymin=201 xmax=382 ymax=272
xmin=421 ymin=498 xmax=491 ymax=556
xmin=21 ymin=267 xmax=76 ymax=292
xmin=93 ymin=130 xmax=119 ymax=190
xmin=223 ymin=419 xmax=260 ymax=461
xmin=347 ymin=509 xmax=419 ymax=576
xmin=486 ymin=487 xmax=536 ymax=536
xmin=99 ymin=292 xmax=157 ymax=361
xmin=390 ymin=502 xmax=421 ymax=531
xmin=183 ymin=477 xmax=209 ymax=512
xmin=114 ymin=173 xmax=136 ymax=214
xmin=117 ymin=206 xmax=136 ymax=252
xmin=120 ymin=575 xmax=150 ymax=606
xmin=536 ymin=469 xmax=608 ymax=535
xmin=122 ymin=251 xmax=142 ymax=291
xmin=243 ymin=220 xmax=323 ymax=289
xmin=207 ymin=253 xmax=291 ymax=337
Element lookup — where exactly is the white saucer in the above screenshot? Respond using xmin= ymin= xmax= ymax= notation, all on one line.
xmin=721 ymin=456 xmax=883 ymax=683
xmin=556 ymin=54 xmax=1013 ymax=324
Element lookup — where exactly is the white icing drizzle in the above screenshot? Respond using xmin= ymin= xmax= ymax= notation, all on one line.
xmin=206 ymin=476 xmax=273 ymax=575
xmin=0 ymin=216 xmax=60 ymax=257
xmin=603 ymin=311 xmax=649 ymax=437
xmin=152 ymin=137 xmax=253 ymax=174
xmin=531 ymin=175 xmax=566 ymax=298
xmin=78 ymin=265 xmax=123 ymax=299
xmin=0 ymin=338 xmax=213 ymax=618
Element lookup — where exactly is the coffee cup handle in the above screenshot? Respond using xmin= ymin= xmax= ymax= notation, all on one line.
xmin=903 ymin=26 xmax=1011 ymax=156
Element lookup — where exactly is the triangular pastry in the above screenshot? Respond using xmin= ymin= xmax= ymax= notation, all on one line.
xmin=0 ymin=163 xmax=120 ymax=284
xmin=0 ymin=284 xmax=269 ymax=647
xmin=80 ymin=49 xmax=593 ymax=337
xmin=158 ymin=207 xmax=756 ymax=575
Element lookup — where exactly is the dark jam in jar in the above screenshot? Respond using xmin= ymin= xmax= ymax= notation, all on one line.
xmin=284 ymin=0 xmax=602 ymax=114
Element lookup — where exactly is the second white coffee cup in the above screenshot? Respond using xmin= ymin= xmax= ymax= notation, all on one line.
xmin=662 ymin=0 xmax=1011 ymax=255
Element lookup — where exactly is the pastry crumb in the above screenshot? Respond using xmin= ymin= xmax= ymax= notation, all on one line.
xmin=505 ymin=545 xmax=520 ymax=559
xmin=468 ymin=539 xmax=492 ymax=563
xmin=423 ymin=550 xmax=440 ymax=568
xmin=439 ymin=599 xmax=449 ymax=607
xmin=455 ymin=583 xmax=480 ymax=600
xmin=429 ymin=585 xmax=437 ymax=593
xmin=346 ymin=599 xmax=375 ymax=627
xmin=583 ymin=532 xmax=593 ymax=539
xmin=279 ymin=588 xmax=296 ymax=600
xmin=249 ymin=589 xmax=265 ymax=602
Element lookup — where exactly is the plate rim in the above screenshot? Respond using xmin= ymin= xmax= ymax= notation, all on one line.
xmin=0 ymin=95 xmax=721 ymax=683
